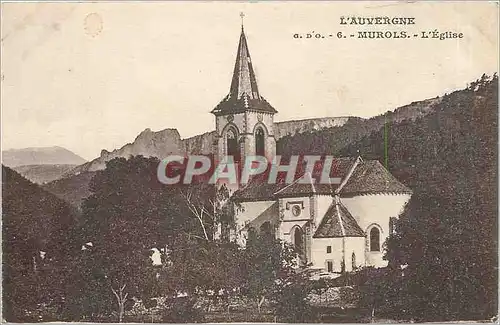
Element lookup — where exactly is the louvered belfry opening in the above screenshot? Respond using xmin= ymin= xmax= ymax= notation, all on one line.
xmin=255 ymin=127 xmax=265 ymax=156
xmin=226 ymin=128 xmax=240 ymax=164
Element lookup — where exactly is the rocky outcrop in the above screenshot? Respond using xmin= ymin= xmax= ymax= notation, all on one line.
xmin=182 ymin=131 xmax=217 ymax=155
xmin=68 ymin=128 xmax=185 ymax=174
xmin=274 ymin=117 xmax=351 ymax=139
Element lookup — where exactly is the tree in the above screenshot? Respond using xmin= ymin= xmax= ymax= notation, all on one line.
xmin=242 ymin=234 xmax=296 ymax=313
xmin=65 ymin=155 xmax=245 ymax=321
xmin=376 ymin=75 xmax=498 ymax=321
xmin=180 ymin=183 xmax=238 ymax=241
xmin=67 ymin=156 xmax=189 ymax=321
xmin=273 ymin=268 xmax=320 ymax=323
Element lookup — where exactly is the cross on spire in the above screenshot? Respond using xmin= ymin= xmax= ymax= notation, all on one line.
xmin=240 ymin=12 xmax=245 ymax=29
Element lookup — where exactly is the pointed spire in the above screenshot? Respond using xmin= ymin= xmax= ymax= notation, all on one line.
xmin=211 ymin=19 xmax=278 ymax=116
xmin=229 ymin=17 xmax=260 ymax=100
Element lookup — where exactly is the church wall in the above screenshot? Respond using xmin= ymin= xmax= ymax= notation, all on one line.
xmin=216 ymin=113 xmax=245 ymax=136
xmin=311 ymin=237 xmax=365 ymax=272
xmin=216 ymin=111 xmax=276 ymax=163
xmin=311 ymin=237 xmax=344 ymax=272
xmin=343 ymin=237 xmax=366 ymax=272
xmin=341 ymin=193 xmax=411 ymax=267
xmin=246 ymin=111 xmax=275 ymax=136
xmin=278 ymin=196 xmax=312 ymax=235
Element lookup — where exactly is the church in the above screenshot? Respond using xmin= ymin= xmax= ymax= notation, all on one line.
xmin=210 ymin=23 xmax=412 ymax=274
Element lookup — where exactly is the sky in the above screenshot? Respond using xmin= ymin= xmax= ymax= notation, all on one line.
xmin=1 ymin=1 xmax=498 ymax=160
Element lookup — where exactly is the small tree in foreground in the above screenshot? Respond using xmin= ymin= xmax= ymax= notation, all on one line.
xmin=242 ymin=233 xmax=296 ymax=313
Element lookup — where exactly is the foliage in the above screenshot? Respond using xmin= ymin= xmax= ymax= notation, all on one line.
xmin=347 ymin=74 xmax=497 ymax=321
xmin=63 ymin=156 xmax=244 ymax=321
xmin=3 ymin=74 xmax=497 ymax=322
xmin=161 ymin=297 xmax=205 ymax=323
xmin=242 ymin=233 xmax=297 ymax=312
xmin=2 ymin=166 xmax=78 ymax=322
xmin=272 ymin=268 xmax=321 ymax=323
xmin=64 ymin=156 xmax=185 ymax=321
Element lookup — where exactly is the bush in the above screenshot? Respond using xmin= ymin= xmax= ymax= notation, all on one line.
xmin=161 ymin=297 xmax=205 ymax=323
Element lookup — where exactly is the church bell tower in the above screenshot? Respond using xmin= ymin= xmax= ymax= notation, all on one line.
xmin=211 ymin=18 xmax=278 ymax=168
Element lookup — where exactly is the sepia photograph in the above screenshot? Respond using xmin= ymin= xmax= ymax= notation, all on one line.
xmin=1 ymin=1 xmax=498 ymax=323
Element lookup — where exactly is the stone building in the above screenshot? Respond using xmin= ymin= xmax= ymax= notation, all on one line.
xmin=211 ymin=25 xmax=412 ymax=273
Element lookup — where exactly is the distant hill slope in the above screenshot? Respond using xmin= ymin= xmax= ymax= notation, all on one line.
xmin=2 ymin=165 xmax=77 ymax=247
xmin=276 ymin=96 xmax=441 ymax=157
xmin=65 ymin=128 xmax=185 ymax=175
xmin=2 ymin=165 xmax=78 ymax=320
xmin=43 ymin=171 xmax=97 ymax=209
xmin=2 ymin=146 xmax=86 ymax=167
xmin=12 ymin=164 xmax=78 ymax=184
xmin=337 ymin=77 xmax=496 ymax=195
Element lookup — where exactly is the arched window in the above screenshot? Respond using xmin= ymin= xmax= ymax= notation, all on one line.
xmin=293 ymin=227 xmax=304 ymax=252
xmin=293 ymin=227 xmax=306 ymax=264
xmin=247 ymin=227 xmax=257 ymax=246
xmin=351 ymin=252 xmax=356 ymax=269
xmin=260 ymin=221 xmax=272 ymax=237
xmin=255 ymin=127 xmax=265 ymax=157
xmin=226 ymin=128 xmax=240 ymax=163
xmin=369 ymin=227 xmax=380 ymax=252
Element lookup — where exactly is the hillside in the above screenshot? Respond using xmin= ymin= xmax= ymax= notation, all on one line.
xmin=2 ymin=165 xmax=78 ymax=320
xmin=43 ymin=171 xmax=97 ymax=209
xmin=12 ymin=164 xmax=78 ymax=184
xmin=282 ymin=74 xmax=498 ymax=319
xmin=2 ymin=146 xmax=86 ymax=167
xmin=276 ymin=97 xmax=441 ymax=157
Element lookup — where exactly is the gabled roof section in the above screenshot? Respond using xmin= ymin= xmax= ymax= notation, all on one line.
xmin=243 ymin=201 xmax=280 ymax=230
xmin=274 ymin=157 xmax=357 ymax=198
xmin=211 ymin=27 xmax=278 ymax=116
xmin=273 ymin=171 xmax=318 ymax=197
xmin=234 ymin=157 xmax=356 ymax=201
xmin=340 ymin=160 xmax=412 ymax=196
xmin=232 ymin=157 xmax=412 ymax=202
xmin=232 ymin=170 xmax=288 ymax=202
xmin=313 ymin=198 xmax=365 ymax=238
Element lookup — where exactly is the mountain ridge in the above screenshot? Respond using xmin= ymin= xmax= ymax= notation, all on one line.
xmin=2 ymin=146 xmax=86 ymax=167
xmin=44 ymin=95 xmax=442 ymax=208
xmin=63 ymin=117 xmax=355 ymax=177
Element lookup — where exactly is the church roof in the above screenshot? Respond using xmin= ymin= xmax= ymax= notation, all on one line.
xmin=341 ymin=160 xmax=412 ymax=196
xmin=211 ymin=27 xmax=278 ymax=116
xmin=313 ymin=198 xmax=365 ymax=238
xmin=233 ymin=157 xmax=411 ymax=202
xmin=274 ymin=157 xmax=356 ymax=198
xmin=230 ymin=26 xmax=260 ymax=101
xmin=232 ymin=169 xmax=288 ymax=202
